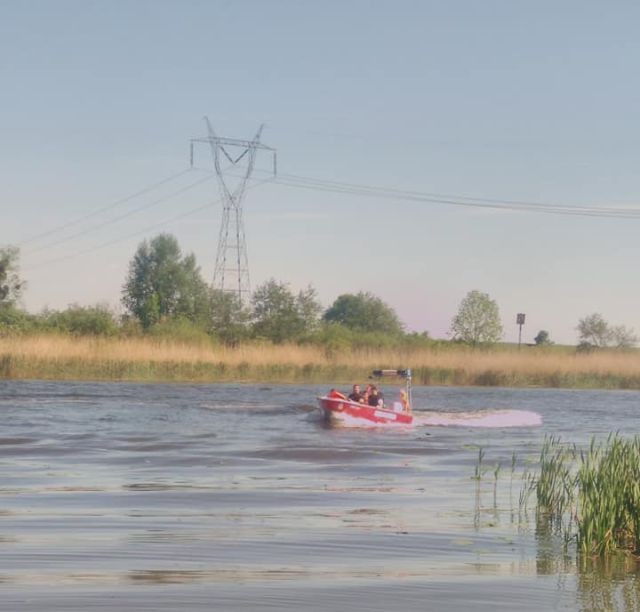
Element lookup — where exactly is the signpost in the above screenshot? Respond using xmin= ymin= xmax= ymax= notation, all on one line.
xmin=517 ymin=313 xmax=526 ymax=349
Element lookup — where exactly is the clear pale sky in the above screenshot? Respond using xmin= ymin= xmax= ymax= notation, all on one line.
xmin=2 ymin=1 xmax=640 ymax=345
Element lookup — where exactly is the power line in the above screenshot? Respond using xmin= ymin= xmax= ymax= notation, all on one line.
xmin=23 ymin=176 xmax=274 ymax=272
xmin=189 ymin=166 xmax=640 ymax=220
xmin=269 ymin=172 xmax=640 ymax=219
xmin=23 ymin=200 xmax=219 ymax=272
xmin=198 ymin=164 xmax=640 ymax=219
xmin=17 ymin=168 xmax=193 ymax=248
xmin=193 ymin=165 xmax=640 ymax=219
xmin=23 ymin=172 xmax=215 ymax=256
xmin=18 ymin=162 xmax=640 ymax=274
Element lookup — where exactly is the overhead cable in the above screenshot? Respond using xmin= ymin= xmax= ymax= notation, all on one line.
xmin=18 ymin=168 xmax=194 ymax=248
xmin=270 ymin=172 xmax=640 ymax=219
xmin=23 ymin=176 xmax=274 ymax=272
xmin=23 ymin=172 xmax=215 ymax=256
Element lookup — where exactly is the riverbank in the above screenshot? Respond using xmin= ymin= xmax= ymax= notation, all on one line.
xmin=2 ymin=335 xmax=640 ymax=389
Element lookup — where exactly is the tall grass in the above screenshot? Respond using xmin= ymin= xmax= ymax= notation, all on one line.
xmin=526 ymin=435 xmax=640 ymax=559
xmin=577 ymin=436 xmax=640 ymax=557
xmin=535 ymin=436 xmax=577 ymax=532
xmin=2 ymin=334 xmax=640 ymax=386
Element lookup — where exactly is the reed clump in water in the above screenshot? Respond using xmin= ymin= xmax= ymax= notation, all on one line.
xmin=527 ymin=435 xmax=640 ymax=559
xmin=535 ymin=436 xmax=577 ymax=533
xmin=577 ymin=436 xmax=640 ymax=557
xmin=2 ymin=334 xmax=640 ymax=387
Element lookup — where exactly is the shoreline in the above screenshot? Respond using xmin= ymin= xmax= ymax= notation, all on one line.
xmin=2 ymin=335 xmax=640 ymax=390
xmin=2 ymin=358 xmax=640 ymax=390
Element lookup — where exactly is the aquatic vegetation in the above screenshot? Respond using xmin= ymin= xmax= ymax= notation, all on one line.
xmin=535 ymin=436 xmax=577 ymax=532
xmin=577 ymin=435 xmax=640 ymax=558
xmin=473 ymin=447 xmax=486 ymax=481
xmin=525 ymin=435 xmax=640 ymax=559
xmin=509 ymin=451 xmax=517 ymax=509
xmin=491 ymin=461 xmax=502 ymax=511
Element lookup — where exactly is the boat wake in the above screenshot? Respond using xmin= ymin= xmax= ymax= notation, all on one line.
xmin=414 ymin=409 xmax=542 ymax=428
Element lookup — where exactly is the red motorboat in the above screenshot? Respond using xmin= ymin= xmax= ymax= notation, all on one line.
xmin=318 ymin=369 xmax=414 ymax=427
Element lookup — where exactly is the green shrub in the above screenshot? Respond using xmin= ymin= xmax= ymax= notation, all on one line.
xmin=0 ymin=305 xmax=39 ymax=335
xmin=39 ymin=304 xmax=119 ymax=336
xmin=148 ymin=317 xmax=213 ymax=346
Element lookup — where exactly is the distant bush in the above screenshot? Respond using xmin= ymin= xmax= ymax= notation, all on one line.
xmin=303 ymin=323 xmax=427 ymax=355
xmin=349 ymin=330 xmax=404 ymax=350
xmin=0 ymin=305 xmax=39 ymax=335
xmin=402 ymin=331 xmax=435 ymax=350
xmin=148 ymin=317 xmax=213 ymax=346
xmin=534 ymin=330 xmax=553 ymax=346
xmin=39 ymin=304 xmax=119 ymax=336
xmin=303 ymin=323 xmax=357 ymax=356
xmin=118 ymin=316 xmax=144 ymax=338
xmin=576 ymin=341 xmax=596 ymax=354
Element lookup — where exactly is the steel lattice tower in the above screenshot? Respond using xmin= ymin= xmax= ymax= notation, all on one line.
xmin=191 ymin=117 xmax=276 ymax=302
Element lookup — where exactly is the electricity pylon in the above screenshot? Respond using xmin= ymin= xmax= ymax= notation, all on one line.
xmin=190 ymin=117 xmax=276 ymax=302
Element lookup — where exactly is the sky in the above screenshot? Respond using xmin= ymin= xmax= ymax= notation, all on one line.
xmin=2 ymin=0 xmax=640 ymax=345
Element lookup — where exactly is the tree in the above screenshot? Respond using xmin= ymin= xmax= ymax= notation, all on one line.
xmin=450 ymin=290 xmax=503 ymax=346
xmin=122 ymin=234 xmax=210 ymax=329
xmin=577 ymin=314 xmax=638 ymax=350
xmin=296 ymin=285 xmax=323 ymax=335
xmin=0 ymin=246 xmax=25 ymax=307
xmin=577 ymin=313 xmax=611 ymax=349
xmin=322 ymin=292 xmax=404 ymax=335
xmin=611 ymin=325 xmax=638 ymax=349
xmin=534 ymin=330 xmax=553 ymax=346
xmin=208 ymin=288 xmax=251 ymax=345
xmin=576 ymin=314 xmax=638 ymax=350
xmin=251 ymin=279 xmax=323 ymax=343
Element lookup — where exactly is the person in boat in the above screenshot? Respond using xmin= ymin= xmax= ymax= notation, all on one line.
xmin=400 ymin=389 xmax=411 ymax=414
xmin=348 ymin=384 xmax=364 ymax=403
xmin=328 ymin=388 xmax=345 ymax=397
xmin=362 ymin=384 xmax=371 ymax=404
xmin=367 ymin=385 xmax=384 ymax=408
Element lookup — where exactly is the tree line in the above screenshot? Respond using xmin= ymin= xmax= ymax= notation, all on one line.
xmin=0 ymin=236 xmax=409 ymax=347
xmin=0 ymin=235 xmax=637 ymax=350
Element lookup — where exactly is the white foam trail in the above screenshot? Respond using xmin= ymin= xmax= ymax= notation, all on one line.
xmin=327 ymin=412 xmax=412 ymax=428
xmin=415 ymin=409 xmax=542 ymax=428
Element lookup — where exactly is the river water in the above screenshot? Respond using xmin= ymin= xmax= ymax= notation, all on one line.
xmin=1 ymin=380 xmax=639 ymax=611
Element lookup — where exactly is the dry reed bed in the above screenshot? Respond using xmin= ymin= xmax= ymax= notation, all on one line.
xmin=1 ymin=335 xmax=639 ymax=372
xmin=0 ymin=335 xmax=640 ymax=382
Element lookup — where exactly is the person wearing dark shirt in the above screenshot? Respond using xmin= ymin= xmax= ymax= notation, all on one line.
xmin=348 ymin=384 xmax=363 ymax=403
xmin=367 ymin=385 xmax=384 ymax=407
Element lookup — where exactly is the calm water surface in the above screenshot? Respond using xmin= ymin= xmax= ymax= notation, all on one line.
xmin=1 ymin=381 xmax=639 ymax=611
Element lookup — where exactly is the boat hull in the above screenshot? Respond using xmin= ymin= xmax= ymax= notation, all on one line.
xmin=318 ymin=396 xmax=413 ymax=427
